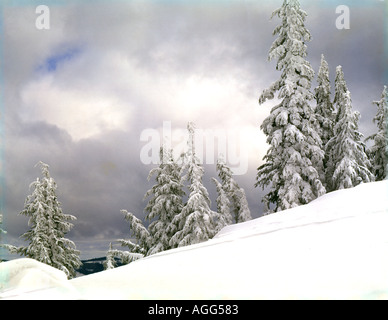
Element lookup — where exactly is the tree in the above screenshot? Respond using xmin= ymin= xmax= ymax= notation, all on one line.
xmin=256 ymin=0 xmax=326 ymax=212
xmin=215 ymin=157 xmax=251 ymax=223
xmin=325 ymin=66 xmax=374 ymax=191
xmin=118 ymin=209 xmax=150 ymax=257
xmin=9 ymin=161 xmax=81 ymax=279
xmin=104 ymin=242 xmax=117 ymax=270
xmin=314 ymin=54 xmax=335 ymax=151
xmin=170 ymin=122 xmax=215 ymax=247
xmin=211 ymin=177 xmax=232 ymax=232
xmin=144 ymin=147 xmax=185 ymax=255
xmin=104 ymin=210 xmax=149 ymax=269
xmin=366 ymin=86 xmax=388 ymax=181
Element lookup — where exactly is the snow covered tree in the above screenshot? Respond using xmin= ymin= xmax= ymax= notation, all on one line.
xmin=10 ymin=161 xmax=81 ymax=279
xmin=170 ymin=122 xmax=215 ymax=247
xmin=211 ymin=178 xmax=232 ymax=232
xmin=104 ymin=243 xmax=117 ymax=270
xmin=314 ymin=54 xmax=335 ymax=152
xmin=325 ymin=66 xmax=374 ymax=191
xmin=117 ymin=209 xmax=150 ymax=257
xmin=256 ymin=0 xmax=326 ymax=212
xmin=144 ymin=147 xmax=185 ymax=255
xmin=215 ymin=157 xmax=251 ymax=223
xmin=366 ymin=86 xmax=388 ymax=181
xmin=105 ymin=212 xmax=147 ymax=268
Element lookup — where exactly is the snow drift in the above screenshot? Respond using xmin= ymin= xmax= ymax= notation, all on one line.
xmin=1 ymin=181 xmax=388 ymax=299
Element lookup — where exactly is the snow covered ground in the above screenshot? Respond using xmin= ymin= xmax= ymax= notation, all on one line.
xmin=1 ymin=180 xmax=388 ymax=299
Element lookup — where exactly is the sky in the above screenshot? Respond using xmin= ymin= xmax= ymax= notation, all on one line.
xmin=0 ymin=0 xmax=386 ymax=260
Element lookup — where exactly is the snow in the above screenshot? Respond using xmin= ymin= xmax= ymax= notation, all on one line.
xmin=1 ymin=181 xmax=388 ymax=299
xmin=0 ymin=258 xmax=80 ymax=299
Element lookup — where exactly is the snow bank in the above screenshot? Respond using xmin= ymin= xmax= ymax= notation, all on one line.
xmin=2 ymin=181 xmax=388 ymax=299
xmin=0 ymin=258 xmax=79 ymax=299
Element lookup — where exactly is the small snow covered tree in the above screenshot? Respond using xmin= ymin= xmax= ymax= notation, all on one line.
xmin=12 ymin=161 xmax=81 ymax=279
xmin=325 ymin=66 xmax=374 ymax=191
xmin=256 ymin=0 xmax=326 ymax=212
xmin=170 ymin=122 xmax=215 ymax=247
xmin=366 ymin=86 xmax=388 ymax=181
xmin=117 ymin=209 xmax=150 ymax=258
xmin=144 ymin=147 xmax=185 ymax=255
xmin=105 ymin=209 xmax=149 ymax=268
xmin=104 ymin=243 xmax=117 ymax=270
xmin=215 ymin=157 xmax=251 ymax=223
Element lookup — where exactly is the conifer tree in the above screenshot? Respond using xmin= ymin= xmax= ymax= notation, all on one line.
xmin=105 ymin=210 xmax=149 ymax=268
xmin=314 ymin=54 xmax=335 ymax=152
xmin=144 ymin=146 xmax=185 ymax=255
xmin=104 ymin=243 xmax=117 ymax=270
xmin=170 ymin=122 xmax=215 ymax=247
xmin=215 ymin=157 xmax=251 ymax=223
xmin=325 ymin=66 xmax=374 ymax=191
xmin=10 ymin=162 xmax=81 ymax=279
xmin=117 ymin=209 xmax=150 ymax=257
xmin=211 ymin=178 xmax=232 ymax=232
xmin=256 ymin=0 xmax=326 ymax=212
xmin=366 ymin=86 xmax=388 ymax=181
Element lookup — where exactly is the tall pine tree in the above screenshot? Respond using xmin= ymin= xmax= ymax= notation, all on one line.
xmin=144 ymin=146 xmax=185 ymax=255
xmin=325 ymin=66 xmax=374 ymax=191
xmin=170 ymin=122 xmax=215 ymax=247
xmin=9 ymin=162 xmax=81 ymax=279
xmin=366 ymin=86 xmax=388 ymax=181
xmin=256 ymin=0 xmax=326 ymax=212
xmin=211 ymin=178 xmax=232 ymax=232
xmin=314 ymin=54 xmax=335 ymax=151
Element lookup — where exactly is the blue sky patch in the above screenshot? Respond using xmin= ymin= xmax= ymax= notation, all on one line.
xmin=39 ymin=47 xmax=82 ymax=73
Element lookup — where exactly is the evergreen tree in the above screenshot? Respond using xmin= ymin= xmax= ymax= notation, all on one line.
xmin=104 ymin=242 xmax=117 ymax=270
xmin=256 ymin=0 xmax=326 ymax=212
xmin=366 ymin=86 xmax=388 ymax=181
xmin=170 ymin=122 xmax=215 ymax=247
xmin=215 ymin=157 xmax=251 ymax=223
xmin=104 ymin=210 xmax=149 ymax=269
xmin=144 ymin=147 xmax=185 ymax=255
xmin=314 ymin=54 xmax=335 ymax=152
xmin=118 ymin=209 xmax=150 ymax=257
xmin=10 ymin=162 xmax=81 ymax=279
xmin=211 ymin=178 xmax=232 ymax=232
xmin=325 ymin=66 xmax=374 ymax=190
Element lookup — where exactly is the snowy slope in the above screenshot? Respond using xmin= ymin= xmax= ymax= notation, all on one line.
xmin=1 ymin=181 xmax=388 ymax=299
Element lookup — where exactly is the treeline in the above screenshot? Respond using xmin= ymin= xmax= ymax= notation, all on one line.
xmin=255 ymin=0 xmax=387 ymax=213
xmin=0 ymin=123 xmax=252 ymax=276
xmin=104 ymin=122 xmax=252 ymax=269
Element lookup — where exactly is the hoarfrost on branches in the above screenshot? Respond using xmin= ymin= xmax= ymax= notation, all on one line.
xmin=256 ymin=0 xmax=326 ymax=213
xmin=7 ymin=161 xmax=81 ymax=279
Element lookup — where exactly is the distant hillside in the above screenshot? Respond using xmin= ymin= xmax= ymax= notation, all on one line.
xmin=76 ymin=257 xmax=124 ymax=276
